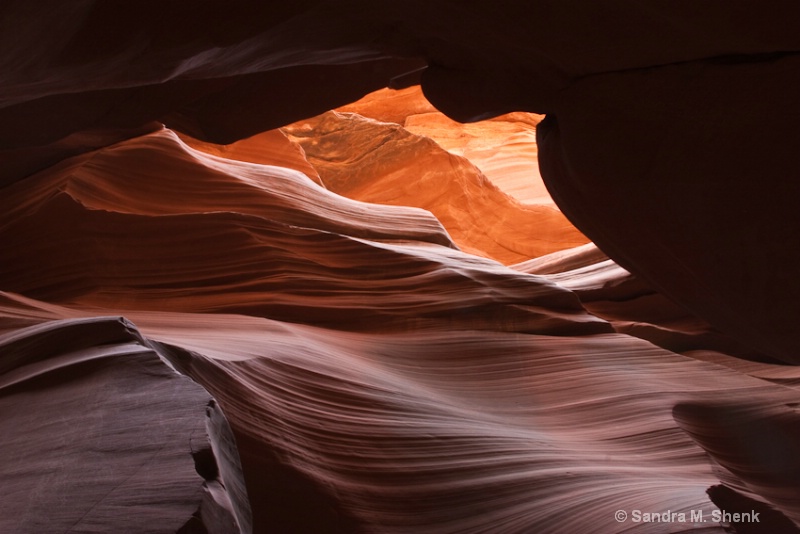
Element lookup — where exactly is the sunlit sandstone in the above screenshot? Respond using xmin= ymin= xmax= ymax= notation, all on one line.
xmin=2 ymin=2 xmax=800 ymax=532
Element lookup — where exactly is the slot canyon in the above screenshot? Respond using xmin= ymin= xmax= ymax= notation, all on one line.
xmin=2 ymin=2 xmax=800 ymax=533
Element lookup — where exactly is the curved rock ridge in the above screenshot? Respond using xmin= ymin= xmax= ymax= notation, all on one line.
xmin=536 ymin=52 xmax=800 ymax=363
xmin=3 ymin=128 xmax=800 ymax=530
xmin=176 ymin=128 xmax=323 ymax=186
xmin=0 ymin=128 xmax=604 ymax=334
xmin=3 ymin=2 xmax=800 ymax=532
xmin=0 ymin=128 xmax=450 ymax=247
xmin=0 ymin=312 xmax=251 ymax=533
xmin=515 ymin=244 xmax=780 ymax=363
xmin=3 ymin=120 xmax=800 ymax=533
xmin=674 ymin=402 xmax=800 ymax=528
xmin=339 ymin=87 xmax=551 ymax=205
xmin=1 ymin=1 xmax=798 ymax=364
xmin=403 ymin=111 xmax=549 ymax=205
xmin=283 ymin=111 xmax=587 ymax=264
xmin=3 ymin=291 xmax=800 ymax=533
xmin=337 ymin=86 xmax=440 ymax=126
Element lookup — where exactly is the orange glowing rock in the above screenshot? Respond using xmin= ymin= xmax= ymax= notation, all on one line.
xmin=284 ymin=105 xmax=588 ymax=264
xmin=4 ymin=2 xmax=800 ymax=531
xmin=173 ymin=86 xmax=589 ymax=264
xmin=342 ymin=87 xmax=550 ymax=205
xmin=176 ymin=128 xmax=323 ymax=186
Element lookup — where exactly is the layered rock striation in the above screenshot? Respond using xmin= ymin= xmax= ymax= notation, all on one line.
xmin=3 ymin=2 xmax=800 ymax=533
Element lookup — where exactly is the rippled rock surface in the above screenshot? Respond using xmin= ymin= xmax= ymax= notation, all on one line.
xmin=3 ymin=2 xmax=800 ymax=533
xmin=2 ymin=119 xmax=799 ymax=532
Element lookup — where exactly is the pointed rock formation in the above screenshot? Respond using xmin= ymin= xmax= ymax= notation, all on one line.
xmin=284 ymin=110 xmax=587 ymax=264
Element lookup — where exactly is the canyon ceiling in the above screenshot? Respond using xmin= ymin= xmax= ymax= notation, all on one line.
xmin=2 ymin=2 xmax=800 ymax=533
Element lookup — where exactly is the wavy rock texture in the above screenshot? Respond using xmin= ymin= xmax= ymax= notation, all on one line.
xmin=283 ymin=108 xmax=587 ymax=264
xmin=1 ymin=0 xmax=798 ymax=359
xmin=0 ymin=127 xmax=603 ymax=333
xmin=3 ymin=2 xmax=800 ymax=533
xmin=340 ymin=87 xmax=550 ymax=205
xmin=515 ymin=244 xmax=778 ymax=362
xmin=3 ymin=116 xmax=800 ymax=532
xmin=176 ymin=129 xmax=324 ymax=186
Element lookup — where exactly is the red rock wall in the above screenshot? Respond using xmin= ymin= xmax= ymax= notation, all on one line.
xmin=3 ymin=2 xmax=800 ymax=532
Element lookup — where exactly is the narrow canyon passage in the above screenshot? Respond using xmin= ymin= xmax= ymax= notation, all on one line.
xmin=2 ymin=3 xmax=800 ymax=533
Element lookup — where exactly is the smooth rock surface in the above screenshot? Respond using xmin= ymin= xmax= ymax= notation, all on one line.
xmin=3 ymin=2 xmax=800 ymax=532
xmin=0 ymin=315 xmax=250 ymax=533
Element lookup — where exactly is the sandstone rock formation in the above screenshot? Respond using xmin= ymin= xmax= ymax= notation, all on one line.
xmin=340 ymin=87 xmax=550 ymax=205
xmin=282 ymin=109 xmax=587 ymax=264
xmin=0 ymin=313 xmax=251 ymax=533
xmin=2 ymin=1 xmax=800 ymax=533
